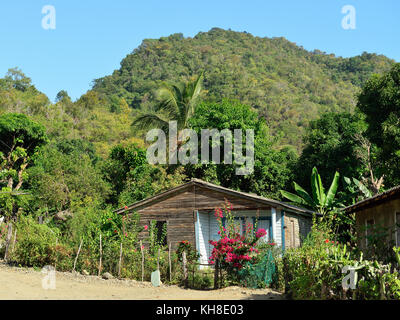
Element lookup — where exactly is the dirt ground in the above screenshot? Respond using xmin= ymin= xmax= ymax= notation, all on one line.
xmin=0 ymin=261 xmax=284 ymax=300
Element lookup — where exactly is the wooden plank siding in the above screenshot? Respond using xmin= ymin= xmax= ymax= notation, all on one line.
xmin=125 ymin=185 xmax=274 ymax=250
xmin=354 ymin=197 xmax=400 ymax=252
xmin=119 ymin=179 xmax=315 ymax=252
xmin=284 ymin=213 xmax=312 ymax=248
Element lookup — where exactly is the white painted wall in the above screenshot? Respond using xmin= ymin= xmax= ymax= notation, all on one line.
xmin=197 ymin=212 xmax=210 ymax=265
xmin=275 ymin=209 xmax=282 ymax=247
xmin=196 ymin=209 xmax=280 ymax=265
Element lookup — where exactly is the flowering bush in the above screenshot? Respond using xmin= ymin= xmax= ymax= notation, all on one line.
xmin=176 ymin=240 xmax=199 ymax=263
xmin=208 ymin=200 xmax=271 ymax=280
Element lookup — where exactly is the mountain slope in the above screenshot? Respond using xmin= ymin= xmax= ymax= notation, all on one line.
xmin=93 ymin=28 xmax=395 ymax=149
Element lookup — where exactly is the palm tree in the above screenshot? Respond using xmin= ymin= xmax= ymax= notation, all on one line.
xmin=280 ymin=167 xmax=340 ymax=215
xmin=132 ymin=73 xmax=204 ymax=134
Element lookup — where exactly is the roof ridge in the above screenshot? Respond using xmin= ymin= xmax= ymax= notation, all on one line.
xmin=115 ymin=178 xmax=315 ymax=215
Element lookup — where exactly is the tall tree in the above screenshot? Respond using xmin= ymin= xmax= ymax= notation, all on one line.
xmin=0 ymin=113 xmax=47 ymax=260
xmin=0 ymin=113 xmax=48 ymax=194
xmin=357 ymin=63 xmax=400 ymax=187
xmin=295 ymin=112 xmax=367 ymax=189
xmin=132 ymin=73 xmax=203 ymax=133
xmin=187 ymin=99 xmax=295 ymax=199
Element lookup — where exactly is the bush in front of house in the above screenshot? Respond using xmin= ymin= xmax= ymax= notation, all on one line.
xmin=208 ymin=201 xmax=276 ymax=287
xmin=282 ymin=228 xmax=400 ymax=300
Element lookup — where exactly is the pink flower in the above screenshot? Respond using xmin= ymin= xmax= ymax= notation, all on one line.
xmin=124 ymin=206 xmax=128 ymax=210
xmin=144 ymin=225 xmax=148 ymax=231
xmin=255 ymin=228 xmax=267 ymax=239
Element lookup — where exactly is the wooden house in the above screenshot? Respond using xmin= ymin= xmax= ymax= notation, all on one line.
xmin=116 ymin=179 xmax=314 ymax=265
xmin=345 ymin=185 xmax=400 ymax=252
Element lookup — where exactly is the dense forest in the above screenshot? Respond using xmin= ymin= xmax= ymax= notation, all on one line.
xmin=93 ymin=28 xmax=394 ymax=149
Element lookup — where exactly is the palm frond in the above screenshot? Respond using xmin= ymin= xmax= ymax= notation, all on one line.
xmin=131 ymin=113 xmax=169 ymax=132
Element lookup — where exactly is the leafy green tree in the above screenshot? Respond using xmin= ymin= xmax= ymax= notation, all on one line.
xmin=132 ymin=73 xmax=203 ymax=133
xmin=103 ymin=143 xmax=186 ymax=206
xmin=187 ymin=99 xmax=295 ymax=198
xmin=295 ymin=112 xmax=367 ymax=189
xmin=103 ymin=144 xmax=148 ymax=204
xmin=280 ymin=167 xmax=339 ymax=215
xmin=55 ymin=90 xmax=72 ymax=104
xmin=0 ymin=113 xmax=48 ymax=194
xmin=357 ymin=63 xmax=400 ymax=187
xmin=28 ymin=145 xmax=110 ymax=216
xmin=0 ymin=113 xmax=48 ymax=259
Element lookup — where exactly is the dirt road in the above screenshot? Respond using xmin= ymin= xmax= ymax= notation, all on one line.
xmin=0 ymin=262 xmax=284 ymax=300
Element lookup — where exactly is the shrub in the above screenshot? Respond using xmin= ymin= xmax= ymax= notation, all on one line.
xmin=282 ymin=229 xmax=400 ymax=300
xmin=12 ymin=216 xmax=60 ymax=267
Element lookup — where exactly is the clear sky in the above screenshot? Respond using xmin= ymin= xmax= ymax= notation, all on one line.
xmin=0 ymin=0 xmax=398 ymax=102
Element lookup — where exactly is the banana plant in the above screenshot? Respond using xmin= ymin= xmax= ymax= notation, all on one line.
xmin=280 ymin=167 xmax=340 ymax=215
xmin=337 ymin=176 xmax=372 ymax=206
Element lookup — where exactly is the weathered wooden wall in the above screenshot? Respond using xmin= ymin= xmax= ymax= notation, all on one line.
xmin=124 ymin=183 xmax=313 ymax=251
xmin=126 ymin=185 xmax=272 ymax=250
xmin=284 ymin=213 xmax=312 ymax=248
xmin=355 ymin=197 xmax=400 ymax=252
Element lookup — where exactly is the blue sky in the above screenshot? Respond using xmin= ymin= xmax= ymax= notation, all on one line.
xmin=0 ymin=0 xmax=398 ymax=102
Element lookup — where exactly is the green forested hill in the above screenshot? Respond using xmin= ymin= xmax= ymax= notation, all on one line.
xmin=93 ymin=28 xmax=395 ymax=149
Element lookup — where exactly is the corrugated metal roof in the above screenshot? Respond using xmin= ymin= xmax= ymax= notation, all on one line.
xmin=344 ymin=185 xmax=400 ymax=213
xmin=115 ymin=178 xmax=316 ymax=216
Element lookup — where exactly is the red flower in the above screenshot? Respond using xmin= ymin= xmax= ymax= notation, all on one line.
xmin=124 ymin=206 xmax=128 ymax=210
xmin=144 ymin=225 xmax=148 ymax=231
xmin=255 ymin=228 xmax=267 ymax=239
xmin=324 ymin=239 xmax=330 ymax=243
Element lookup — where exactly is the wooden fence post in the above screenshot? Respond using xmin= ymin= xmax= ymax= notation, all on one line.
xmin=10 ymin=229 xmax=17 ymax=254
xmin=55 ymin=238 xmax=58 ymax=270
xmin=118 ymin=242 xmax=123 ymax=278
xmin=214 ymin=260 xmax=219 ymax=289
xmin=182 ymin=251 xmax=188 ymax=288
xmin=98 ymin=234 xmax=102 ymax=276
xmin=3 ymin=222 xmax=13 ymax=261
xmin=168 ymin=242 xmax=172 ymax=283
xmin=140 ymin=240 xmax=144 ymax=282
xmin=73 ymin=238 xmax=83 ymax=272
xmin=157 ymin=247 xmax=160 ymax=271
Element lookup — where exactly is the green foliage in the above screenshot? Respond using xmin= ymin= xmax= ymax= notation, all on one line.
xmin=176 ymin=240 xmax=199 ymax=264
xmin=295 ymin=112 xmax=367 ymax=189
xmin=103 ymin=143 xmax=186 ymax=206
xmin=282 ymin=229 xmax=400 ymax=300
xmin=11 ymin=216 xmax=70 ymax=268
xmin=187 ymin=99 xmax=295 ymax=199
xmin=28 ymin=145 xmax=110 ymax=212
xmin=280 ymin=167 xmax=339 ymax=215
xmin=93 ymin=29 xmax=394 ymax=149
xmin=132 ymin=73 xmax=203 ymax=132
xmin=357 ymin=63 xmax=400 ymax=187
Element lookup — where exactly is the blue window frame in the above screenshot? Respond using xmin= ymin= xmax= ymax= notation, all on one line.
xmin=222 ymin=217 xmax=245 ymax=235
